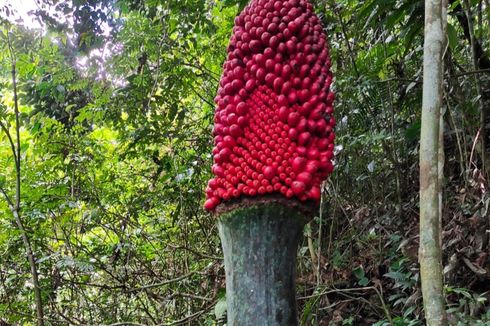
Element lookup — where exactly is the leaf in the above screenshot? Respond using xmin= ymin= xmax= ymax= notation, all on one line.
xmin=358 ymin=277 xmax=369 ymax=286
xmin=384 ymin=271 xmax=406 ymax=281
xmin=461 ymin=256 xmax=487 ymax=275
xmin=405 ymin=121 xmax=421 ymax=141
xmin=446 ymin=287 xmax=473 ymax=299
xmin=353 ymin=266 xmax=365 ymax=279
xmin=406 ymin=81 xmax=417 ymax=94
xmin=214 ymin=296 xmax=227 ymax=320
xmin=367 ymin=161 xmax=375 ymax=172
xmin=449 ymin=0 xmax=461 ymax=10
xmin=168 ymin=104 xmax=178 ymax=122
xmin=447 ymin=23 xmax=458 ymax=50
xmin=56 ymin=84 xmax=66 ymax=93
xmin=20 ymin=143 xmax=29 ymax=153
xmin=385 ymin=3 xmax=410 ymax=31
xmin=403 ymin=19 xmax=423 ymax=52
xmin=403 ymin=305 xmax=416 ymax=317
xmin=358 ymin=0 xmax=380 ymax=26
xmin=36 ymin=253 xmax=59 ymax=264
xmin=30 ymin=122 xmax=41 ymax=134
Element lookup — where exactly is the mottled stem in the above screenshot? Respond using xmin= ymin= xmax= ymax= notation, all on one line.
xmin=218 ymin=200 xmax=310 ymax=326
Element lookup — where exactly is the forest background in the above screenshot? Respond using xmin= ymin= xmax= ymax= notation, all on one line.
xmin=0 ymin=0 xmax=489 ymax=325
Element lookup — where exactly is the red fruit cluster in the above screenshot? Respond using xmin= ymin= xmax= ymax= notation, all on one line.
xmin=205 ymin=0 xmax=335 ymax=211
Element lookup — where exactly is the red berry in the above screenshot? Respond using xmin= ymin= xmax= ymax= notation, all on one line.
xmin=291 ymin=181 xmax=305 ymax=195
xmin=287 ymin=112 xmax=300 ymax=127
xmin=288 ymin=128 xmax=298 ymax=140
xmin=305 ymin=160 xmax=319 ymax=173
xmin=309 ymin=186 xmax=321 ymax=201
xmin=236 ymin=102 xmax=247 ymax=115
xmin=263 ymin=166 xmax=276 ymax=179
xmin=204 ymin=198 xmax=219 ymax=211
xmin=296 ymin=172 xmax=312 ymax=186
xmin=292 ymin=157 xmax=306 ymax=173
xmin=230 ymin=124 xmax=243 ymax=137
xmin=298 ymin=132 xmax=311 ymax=146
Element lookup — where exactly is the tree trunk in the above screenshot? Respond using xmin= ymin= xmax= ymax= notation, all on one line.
xmin=217 ymin=199 xmax=311 ymax=326
xmin=419 ymin=0 xmax=448 ymax=325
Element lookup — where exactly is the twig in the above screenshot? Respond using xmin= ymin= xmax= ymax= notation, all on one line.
xmin=463 ymin=0 xmax=487 ymax=176
xmin=100 ymin=323 xmax=146 ymax=326
xmin=0 ymin=187 xmax=14 ymax=209
xmin=469 ymin=128 xmax=481 ymax=169
xmin=298 ymin=285 xmax=393 ymax=324
xmin=61 ymin=278 xmax=126 ymax=290
xmin=6 ymin=28 xmax=45 ymax=326
xmin=378 ymin=69 xmax=490 ymax=82
xmin=376 ymin=78 xmax=421 ymax=84
xmin=126 ymin=271 xmax=197 ymax=293
xmin=298 ymin=285 xmax=373 ymax=300
xmin=332 ymin=4 xmax=360 ymax=78
xmin=166 ymin=244 xmax=223 ymax=260
xmin=161 ymin=292 xmax=213 ymax=302
xmin=0 ymin=120 xmax=18 ymax=164
xmin=453 ymin=68 xmax=490 ymax=77
xmin=160 ymin=300 xmax=217 ymax=326
xmin=318 ymin=298 xmax=355 ymax=311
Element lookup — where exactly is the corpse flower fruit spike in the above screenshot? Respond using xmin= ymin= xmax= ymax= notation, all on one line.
xmin=205 ymin=0 xmax=335 ymax=211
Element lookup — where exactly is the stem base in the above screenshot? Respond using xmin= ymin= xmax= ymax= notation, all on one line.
xmin=218 ymin=201 xmax=309 ymax=326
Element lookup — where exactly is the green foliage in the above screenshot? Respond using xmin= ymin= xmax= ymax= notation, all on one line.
xmin=352 ymin=265 xmax=369 ymax=286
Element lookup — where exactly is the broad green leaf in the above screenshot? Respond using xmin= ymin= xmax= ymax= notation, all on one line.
xmin=447 ymin=23 xmax=458 ymax=50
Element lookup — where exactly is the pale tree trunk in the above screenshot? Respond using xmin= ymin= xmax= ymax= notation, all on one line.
xmin=419 ymin=0 xmax=448 ymax=325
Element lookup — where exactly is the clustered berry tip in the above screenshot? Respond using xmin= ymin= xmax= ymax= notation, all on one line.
xmin=205 ymin=0 xmax=335 ymax=211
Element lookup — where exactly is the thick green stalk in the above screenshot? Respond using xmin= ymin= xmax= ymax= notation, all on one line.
xmin=419 ymin=0 xmax=448 ymax=324
xmin=218 ymin=200 xmax=310 ymax=326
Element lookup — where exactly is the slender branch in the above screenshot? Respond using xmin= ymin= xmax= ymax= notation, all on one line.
xmin=453 ymin=68 xmax=490 ymax=77
xmin=462 ymin=0 xmax=486 ymax=176
xmin=469 ymin=128 xmax=481 ymax=168
xmin=126 ymin=271 xmax=197 ymax=293
xmin=160 ymin=301 xmax=216 ymax=326
xmin=376 ymin=77 xmax=421 ymax=84
xmin=332 ymin=4 xmax=360 ymax=78
xmin=0 ymin=187 xmax=14 ymax=209
xmin=6 ymin=30 xmax=45 ymax=326
xmin=297 ymin=285 xmax=393 ymax=324
xmin=316 ymin=191 xmax=324 ymax=287
xmin=100 ymin=323 xmax=146 ymax=326
xmin=376 ymin=68 xmax=490 ymax=84
xmin=161 ymin=292 xmax=213 ymax=302
xmin=0 ymin=120 xmax=18 ymax=165
xmin=449 ymin=0 xmax=490 ymax=69
xmin=381 ymin=29 xmax=403 ymax=217
xmin=305 ymin=225 xmax=317 ymax=275
xmin=166 ymin=244 xmax=223 ymax=260
xmin=60 ymin=278 xmax=126 ymax=290
xmin=51 ymin=304 xmax=83 ymax=326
